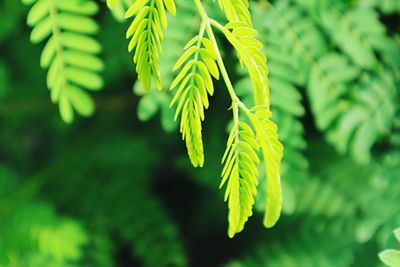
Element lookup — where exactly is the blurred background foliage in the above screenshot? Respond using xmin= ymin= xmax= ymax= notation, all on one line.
xmin=0 ymin=0 xmax=399 ymax=266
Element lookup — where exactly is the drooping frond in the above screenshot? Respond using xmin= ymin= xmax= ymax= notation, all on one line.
xmin=135 ymin=0 xmax=199 ymax=132
xmin=220 ymin=118 xmax=260 ymax=237
xmin=247 ymin=105 xmax=283 ymax=228
xmin=236 ymin=4 xmax=310 ymax=215
xmin=125 ymin=0 xmax=176 ymax=91
xmin=220 ymin=21 xmax=269 ymax=106
xmin=22 ymin=0 xmax=104 ymax=123
xmin=170 ymin=33 xmax=220 ymax=167
xmin=217 ymin=0 xmax=252 ymax=25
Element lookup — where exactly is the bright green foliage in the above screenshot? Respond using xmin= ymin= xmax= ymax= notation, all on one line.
xmin=235 ymin=6 xmax=308 ymax=217
xmin=135 ymin=0 xmax=198 ymax=131
xmin=220 ymin=22 xmax=270 ymax=106
xmin=22 ymin=0 xmax=104 ymax=123
xmin=221 ymin=118 xmax=260 ymax=237
xmin=247 ymin=105 xmax=283 ymax=227
xmin=2 ymin=0 xmax=398 ymax=265
xmin=379 ymin=228 xmax=400 ymax=267
xmin=218 ymin=0 xmax=252 ymax=25
xmin=124 ymin=0 xmax=283 ymax=235
xmin=125 ymin=0 xmax=176 ymax=91
xmin=170 ymin=33 xmax=219 ymax=167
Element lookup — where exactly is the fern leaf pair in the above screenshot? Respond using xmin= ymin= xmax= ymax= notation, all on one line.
xmin=248 ymin=105 xmax=283 ymax=227
xmin=135 ymin=0 xmax=199 ymax=132
xmin=220 ymin=22 xmax=270 ymax=106
xmin=125 ymin=0 xmax=176 ymax=91
xmin=221 ymin=115 xmax=260 ymax=237
xmin=121 ymin=0 xmax=284 ymax=237
xmin=222 ymin=104 xmax=283 ymax=236
xmin=23 ymin=0 xmax=104 ymax=123
xmin=170 ymin=33 xmax=220 ymax=167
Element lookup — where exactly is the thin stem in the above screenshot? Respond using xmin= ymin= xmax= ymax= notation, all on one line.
xmin=205 ymin=23 xmax=239 ymax=104
xmin=193 ymin=0 xmax=239 ymax=105
xmin=193 ymin=19 xmax=207 ymax=64
xmin=193 ymin=0 xmax=207 ymax=18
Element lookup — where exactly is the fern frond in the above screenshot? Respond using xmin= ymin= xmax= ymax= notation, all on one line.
xmin=23 ymin=0 xmax=104 ymax=123
xmin=235 ymin=76 xmax=307 ymax=216
xmin=220 ymin=117 xmax=260 ymax=237
xmin=219 ymin=21 xmax=269 ymax=106
xmin=221 ymin=103 xmax=283 ymax=231
xmin=135 ymin=0 xmax=199 ymax=131
xmin=237 ymin=4 xmax=310 ymax=215
xmin=217 ymin=0 xmax=252 ymax=25
xmin=125 ymin=0 xmax=176 ymax=91
xmin=247 ymin=105 xmax=283 ymax=227
xmin=170 ymin=32 xmax=220 ymax=167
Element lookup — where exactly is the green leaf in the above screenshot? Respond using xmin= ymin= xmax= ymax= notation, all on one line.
xmin=25 ymin=0 xmax=104 ymax=122
xmin=220 ymin=117 xmax=260 ymax=238
xmin=379 ymin=250 xmax=400 ymax=267
xmin=170 ymin=35 xmax=219 ymax=168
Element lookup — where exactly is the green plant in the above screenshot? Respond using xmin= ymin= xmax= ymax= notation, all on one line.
xmin=1 ymin=0 xmax=399 ymax=265
xmin=22 ymin=0 xmax=104 ymax=123
xmin=123 ymin=0 xmax=283 ymax=237
xmin=22 ymin=0 xmax=284 ymax=238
